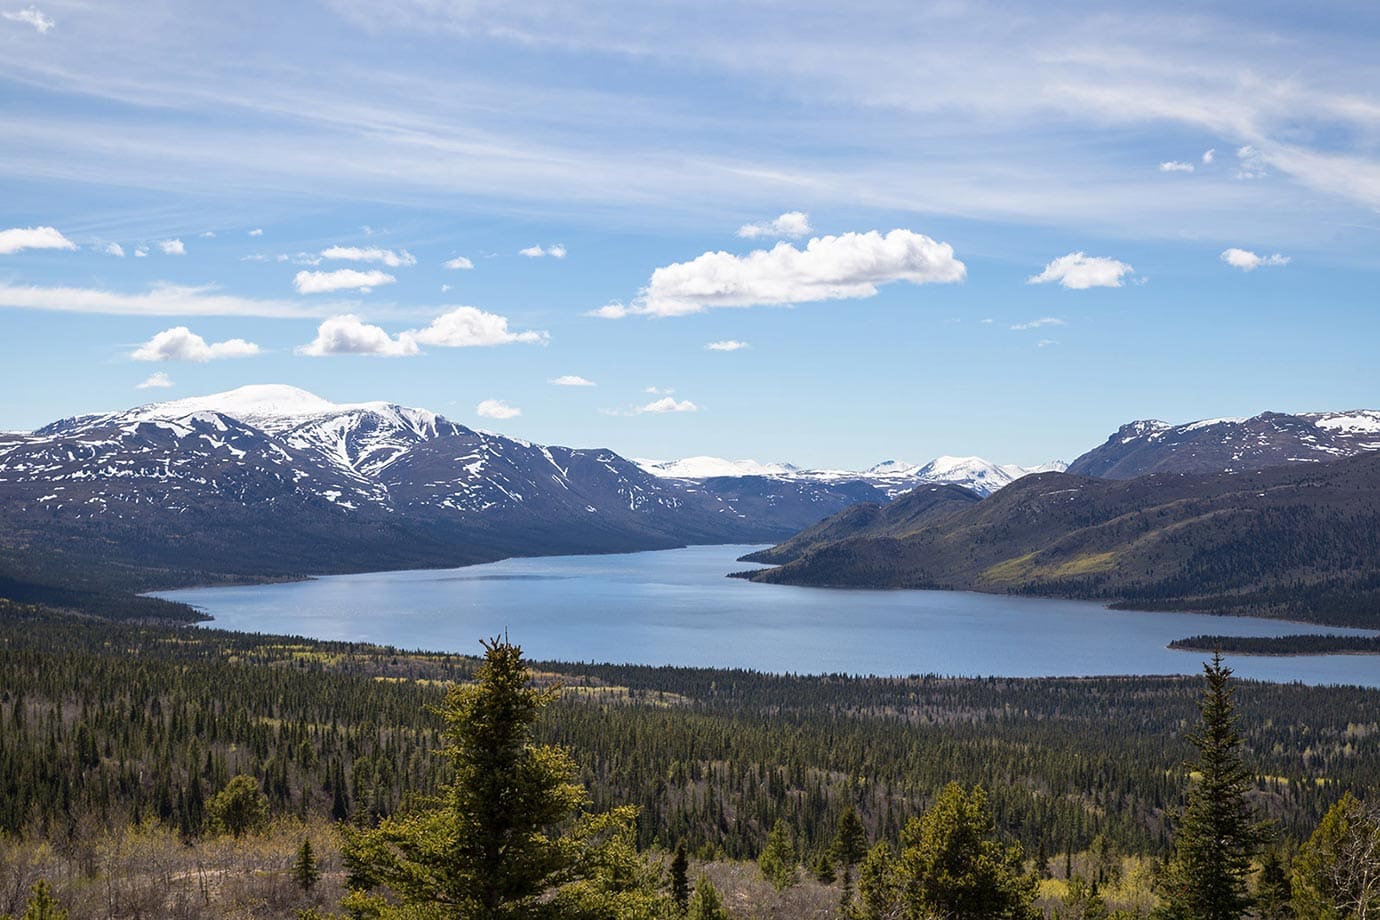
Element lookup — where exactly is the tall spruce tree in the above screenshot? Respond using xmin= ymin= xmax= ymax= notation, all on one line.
xmin=1157 ymin=653 xmax=1265 ymax=920
xmin=342 ymin=636 xmax=674 ymax=919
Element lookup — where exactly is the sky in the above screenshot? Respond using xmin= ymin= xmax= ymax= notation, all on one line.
xmin=1 ymin=0 xmax=1377 ymax=469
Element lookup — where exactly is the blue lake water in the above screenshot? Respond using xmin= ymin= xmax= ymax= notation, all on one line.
xmin=153 ymin=544 xmax=1380 ymax=687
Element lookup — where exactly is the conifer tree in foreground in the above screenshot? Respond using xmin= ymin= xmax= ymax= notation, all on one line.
xmin=1157 ymin=652 xmax=1265 ymax=920
xmin=342 ymin=636 xmax=677 ymax=919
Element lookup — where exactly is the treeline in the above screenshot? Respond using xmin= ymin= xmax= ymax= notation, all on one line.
xmin=1169 ymin=633 xmax=1380 ymax=656
xmin=2 ymin=599 xmax=1379 ymax=872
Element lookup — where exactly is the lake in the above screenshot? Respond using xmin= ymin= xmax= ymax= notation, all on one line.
xmin=154 ymin=544 xmax=1380 ymax=687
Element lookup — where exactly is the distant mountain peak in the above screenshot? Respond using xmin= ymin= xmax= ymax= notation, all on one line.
xmin=147 ymin=384 xmax=340 ymax=420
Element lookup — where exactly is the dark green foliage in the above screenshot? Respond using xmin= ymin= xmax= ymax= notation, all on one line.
xmin=758 ymin=819 xmax=797 ymax=890
xmin=854 ymin=841 xmax=898 ymax=920
xmin=1059 ymin=876 xmax=1110 ymax=920
xmin=10 ymin=881 xmax=68 ymax=920
xmin=686 ymin=876 xmax=729 ymax=920
xmin=1157 ymin=654 xmax=1265 ymax=920
xmin=832 ymin=806 xmax=869 ymax=870
xmin=1255 ymin=848 xmax=1294 ymax=920
xmin=1170 ymin=635 xmax=1380 ymax=656
xmin=670 ymin=842 xmax=690 ymax=913
xmin=294 ymin=837 xmax=322 ymax=892
xmin=207 ymin=774 xmax=270 ymax=837
xmin=894 ymin=782 xmax=1038 ymax=920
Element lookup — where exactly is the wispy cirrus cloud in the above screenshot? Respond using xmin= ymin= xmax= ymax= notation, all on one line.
xmin=131 ymin=326 xmax=261 ymax=362
xmin=0 ymin=281 xmax=332 ymax=317
xmin=1009 ymin=317 xmax=1065 ymax=330
xmin=595 ymin=230 xmax=964 ymax=318
xmin=705 ymin=340 xmax=750 ymax=351
xmin=294 ymin=268 xmax=395 ymax=294
xmin=2 ymin=6 xmax=53 ymax=33
xmin=0 ymin=225 xmax=75 ymax=255
xmin=321 ymin=245 xmax=416 ymax=267
xmin=1028 ymin=252 xmax=1135 ymax=289
xmin=1158 ymin=161 xmax=1194 ymax=173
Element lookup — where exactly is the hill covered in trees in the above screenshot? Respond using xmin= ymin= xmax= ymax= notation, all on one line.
xmin=738 ymin=451 xmax=1380 ymax=628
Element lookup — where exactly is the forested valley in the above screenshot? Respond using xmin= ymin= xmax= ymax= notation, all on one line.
xmin=2 ymin=598 xmax=1379 ymax=918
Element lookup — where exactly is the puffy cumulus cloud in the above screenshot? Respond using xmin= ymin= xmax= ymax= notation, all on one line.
xmin=638 ymin=397 xmax=699 ymax=414
xmin=134 ymin=246 xmax=149 ymax=258
xmin=519 ymin=243 xmax=566 ymax=258
xmin=444 ymin=256 xmax=474 ymax=270
xmin=586 ymin=302 xmax=629 ymax=319
xmin=159 ymin=238 xmax=186 ymax=255
xmin=299 ymin=307 xmax=546 ymax=357
xmin=248 ymin=228 xmax=263 ymax=237
xmin=101 ymin=242 xmax=125 ymax=257
xmin=1202 ymin=149 xmax=1216 ymax=165
xmin=1158 ymin=161 xmax=1195 ymax=173
xmin=475 ymin=399 xmax=521 ymax=420
xmin=321 ymin=245 xmax=417 ymax=267
xmin=2 ymin=6 xmax=53 ymax=32
xmin=550 ymin=375 xmax=596 ymax=386
xmin=297 ymin=314 xmax=419 ymax=357
xmin=132 ymin=326 xmax=261 ymax=362
xmin=737 ymin=211 xmax=813 ymax=239
xmin=135 ymin=372 xmax=174 ymax=390
xmin=1010 ymin=317 xmax=1065 ymax=330
xmin=613 ymin=229 xmax=964 ymax=318
xmin=705 ymin=339 xmax=750 ymax=351
xmin=0 ymin=281 xmax=328 ymax=317
xmin=1028 ymin=252 xmax=1135 ymax=289
xmin=410 ymin=306 xmax=548 ymax=347
xmin=1220 ymin=248 xmax=1290 ymax=271
xmin=293 ymin=268 xmax=395 ymax=294
xmin=0 ymin=225 xmax=75 ymax=255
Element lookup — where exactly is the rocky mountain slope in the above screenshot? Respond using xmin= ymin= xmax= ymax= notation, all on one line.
xmin=1067 ymin=411 xmax=1380 ymax=479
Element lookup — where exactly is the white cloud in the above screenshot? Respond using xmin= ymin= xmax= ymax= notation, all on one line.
xmin=299 ymin=306 xmax=546 ymax=356
xmin=248 ymin=228 xmax=263 ymax=237
xmin=638 ymin=397 xmax=699 ymax=414
xmin=705 ymin=340 xmax=750 ymax=351
xmin=440 ymin=284 xmax=452 ymax=293
xmin=131 ymin=326 xmax=261 ymax=362
xmin=134 ymin=247 xmax=149 ymax=258
xmin=737 ymin=211 xmax=813 ymax=239
xmin=135 ymin=371 xmax=174 ymax=390
xmin=644 ymin=386 xmax=673 ymax=395
xmin=1010 ymin=317 xmax=1065 ymax=330
xmin=1028 ymin=252 xmax=1135 ymax=289
xmin=293 ymin=268 xmax=395 ymax=294
xmin=550 ymin=375 xmax=596 ymax=386
xmin=1158 ymin=161 xmax=1195 ymax=173
xmin=2 ymin=6 xmax=53 ymax=32
xmin=0 ymin=226 xmax=75 ymax=255
xmin=102 ymin=242 xmax=125 ymax=257
xmin=321 ymin=245 xmax=417 ymax=267
xmin=1202 ymin=149 xmax=1216 ymax=165
xmin=0 ymin=281 xmax=332 ymax=317
xmin=586 ymin=302 xmax=630 ymax=319
xmin=476 ymin=399 xmax=521 ymax=420
xmin=199 ymin=231 xmax=216 ymax=239
xmin=159 ymin=238 xmax=186 ymax=255
xmin=297 ymin=314 xmax=419 ymax=357
xmin=612 ymin=229 xmax=964 ymax=318
xmin=1037 ymin=339 xmax=1058 ymax=348
xmin=1220 ymin=248 xmax=1290 ymax=271
xmin=410 ymin=306 xmax=548 ymax=347
xmin=1235 ymin=145 xmax=1268 ymax=180
xmin=519 ymin=244 xmax=566 ymax=258
xmin=444 ymin=255 xmax=475 ymax=270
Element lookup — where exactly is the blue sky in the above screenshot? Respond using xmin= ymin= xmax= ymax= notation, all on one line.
xmin=1 ymin=0 xmax=1377 ymax=468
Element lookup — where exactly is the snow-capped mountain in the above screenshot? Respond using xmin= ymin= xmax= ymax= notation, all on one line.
xmin=637 ymin=453 xmax=1066 ymax=498
xmin=1067 ymin=410 xmax=1380 ymax=479
xmin=0 ymin=386 xmax=912 ymax=581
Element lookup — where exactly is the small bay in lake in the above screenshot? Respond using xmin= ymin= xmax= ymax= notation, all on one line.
xmin=154 ymin=544 xmax=1380 ymax=687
